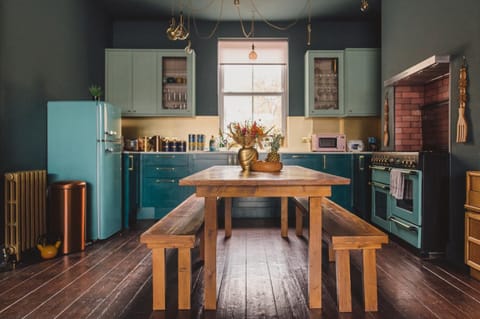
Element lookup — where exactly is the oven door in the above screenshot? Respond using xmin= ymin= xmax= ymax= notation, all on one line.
xmin=390 ymin=170 xmax=422 ymax=225
xmin=371 ymin=181 xmax=391 ymax=231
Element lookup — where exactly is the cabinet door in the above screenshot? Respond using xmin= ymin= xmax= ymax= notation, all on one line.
xmin=352 ymin=154 xmax=372 ymax=220
xmin=305 ymin=51 xmax=344 ymax=117
xmin=157 ymin=51 xmax=195 ymax=116
xmin=122 ymin=154 xmax=139 ymax=229
xmin=344 ymin=48 xmax=380 ymax=116
xmin=132 ymin=51 xmax=157 ymax=115
xmin=106 ymin=50 xmax=132 ymax=114
xmin=322 ymin=154 xmax=352 ymax=210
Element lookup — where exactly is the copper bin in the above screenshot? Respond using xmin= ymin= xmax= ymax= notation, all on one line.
xmin=49 ymin=181 xmax=86 ymax=254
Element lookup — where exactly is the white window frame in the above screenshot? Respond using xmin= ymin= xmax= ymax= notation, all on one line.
xmin=218 ymin=39 xmax=288 ymax=135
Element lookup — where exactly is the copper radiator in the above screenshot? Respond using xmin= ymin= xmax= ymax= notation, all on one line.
xmin=4 ymin=170 xmax=47 ymax=261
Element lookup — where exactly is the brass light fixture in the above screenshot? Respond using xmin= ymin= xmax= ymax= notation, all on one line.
xmin=248 ymin=11 xmax=257 ymax=60
xmin=174 ymin=12 xmax=189 ymax=41
xmin=360 ymin=0 xmax=369 ymax=12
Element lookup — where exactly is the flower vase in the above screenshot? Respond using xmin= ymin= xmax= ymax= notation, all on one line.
xmin=238 ymin=146 xmax=258 ymax=171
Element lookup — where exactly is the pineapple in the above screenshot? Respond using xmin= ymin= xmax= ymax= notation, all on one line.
xmin=265 ymin=133 xmax=283 ymax=162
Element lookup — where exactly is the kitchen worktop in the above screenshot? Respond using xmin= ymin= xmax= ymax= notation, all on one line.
xmin=123 ymin=151 xmax=373 ymax=155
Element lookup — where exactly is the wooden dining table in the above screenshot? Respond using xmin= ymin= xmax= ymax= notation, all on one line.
xmin=179 ymin=165 xmax=350 ymax=310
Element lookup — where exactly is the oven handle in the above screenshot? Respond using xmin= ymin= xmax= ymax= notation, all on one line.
xmin=369 ymin=165 xmax=391 ymax=172
xmin=368 ymin=181 xmax=390 ymax=191
xmin=389 ymin=217 xmax=418 ymax=232
xmin=369 ymin=165 xmax=418 ymax=175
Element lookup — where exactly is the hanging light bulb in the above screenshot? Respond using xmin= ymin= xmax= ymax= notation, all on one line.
xmin=248 ymin=43 xmax=257 ymax=60
xmin=234 ymin=0 xmax=240 ymax=6
xmin=185 ymin=39 xmax=193 ymax=54
xmin=248 ymin=11 xmax=257 ymax=60
xmin=360 ymin=0 xmax=369 ymax=12
xmin=166 ymin=16 xmax=177 ymax=40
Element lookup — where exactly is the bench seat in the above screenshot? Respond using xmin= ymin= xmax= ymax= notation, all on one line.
xmin=293 ymin=196 xmax=388 ymax=312
xmin=140 ymin=194 xmax=205 ymax=310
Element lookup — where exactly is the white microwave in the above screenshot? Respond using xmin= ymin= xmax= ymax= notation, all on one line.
xmin=311 ymin=134 xmax=346 ymax=152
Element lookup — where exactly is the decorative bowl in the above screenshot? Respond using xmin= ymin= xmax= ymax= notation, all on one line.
xmin=250 ymin=161 xmax=283 ymax=172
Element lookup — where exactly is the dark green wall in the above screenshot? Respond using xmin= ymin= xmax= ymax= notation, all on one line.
xmin=112 ymin=18 xmax=380 ymax=115
xmin=382 ymin=0 xmax=480 ymax=267
xmin=0 ymin=0 xmax=111 ymax=242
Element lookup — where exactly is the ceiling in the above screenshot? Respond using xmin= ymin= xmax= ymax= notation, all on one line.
xmin=101 ymin=0 xmax=381 ymax=21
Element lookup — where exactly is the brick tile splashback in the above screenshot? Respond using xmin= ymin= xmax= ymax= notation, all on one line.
xmin=394 ymin=77 xmax=449 ymax=151
xmin=395 ymin=86 xmax=424 ymax=151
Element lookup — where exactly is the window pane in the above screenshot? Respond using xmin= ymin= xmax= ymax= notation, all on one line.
xmin=253 ymin=65 xmax=283 ymax=93
xmin=254 ymin=96 xmax=283 ymax=131
xmin=222 ymin=95 xmax=282 ymax=137
xmin=224 ymin=65 xmax=252 ymax=92
xmin=223 ymin=96 xmax=252 ymax=132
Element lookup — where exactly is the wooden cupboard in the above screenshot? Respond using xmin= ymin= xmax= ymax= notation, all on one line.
xmin=465 ymin=171 xmax=480 ymax=279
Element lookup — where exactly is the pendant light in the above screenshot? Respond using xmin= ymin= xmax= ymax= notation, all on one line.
xmin=360 ymin=0 xmax=369 ymax=12
xmin=248 ymin=12 xmax=257 ymax=60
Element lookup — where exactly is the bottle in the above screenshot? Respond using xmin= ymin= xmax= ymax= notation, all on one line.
xmin=209 ymin=135 xmax=216 ymax=152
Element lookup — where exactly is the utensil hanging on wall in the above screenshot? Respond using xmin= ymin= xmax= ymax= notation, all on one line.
xmin=456 ymin=56 xmax=468 ymax=143
xmin=383 ymin=91 xmax=389 ymax=147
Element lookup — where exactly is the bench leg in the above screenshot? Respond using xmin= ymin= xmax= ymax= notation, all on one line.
xmin=363 ymin=249 xmax=378 ymax=311
xmin=224 ymin=197 xmax=232 ymax=238
xmin=178 ymin=248 xmax=192 ymax=310
xmin=295 ymin=205 xmax=303 ymax=236
xmin=281 ymin=197 xmax=288 ymax=237
xmin=152 ymin=248 xmax=166 ymax=310
xmin=335 ymin=249 xmax=352 ymax=312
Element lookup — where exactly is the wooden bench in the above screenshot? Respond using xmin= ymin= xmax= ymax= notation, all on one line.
xmin=293 ymin=196 xmax=388 ymax=313
xmin=140 ymin=194 xmax=205 ymax=310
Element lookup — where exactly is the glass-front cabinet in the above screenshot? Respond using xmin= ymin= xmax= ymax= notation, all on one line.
xmin=158 ymin=51 xmax=195 ymax=116
xmin=305 ymin=50 xmax=344 ymax=117
xmin=105 ymin=49 xmax=195 ymax=117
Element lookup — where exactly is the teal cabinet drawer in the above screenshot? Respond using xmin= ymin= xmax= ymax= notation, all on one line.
xmin=281 ymin=154 xmax=319 ymax=170
xmin=390 ymin=218 xmax=421 ymax=248
xmin=141 ymin=154 xmax=188 ymax=166
xmin=141 ymin=178 xmax=191 ymax=207
xmin=143 ymin=165 xmax=190 ymax=178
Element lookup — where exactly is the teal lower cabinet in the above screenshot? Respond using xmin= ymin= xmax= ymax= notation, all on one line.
xmin=281 ymin=153 xmax=319 ymax=170
xmin=281 ymin=153 xmax=353 ymax=210
xmin=138 ymin=153 xmax=192 ymax=219
xmin=122 ymin=153 xmax=139 ymax=228
xmin=321 ymin=154 xmax=353 ymax=210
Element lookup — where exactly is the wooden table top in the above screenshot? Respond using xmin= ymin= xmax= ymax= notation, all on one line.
xmin=179 ymin=165 xmax=350 ymax=187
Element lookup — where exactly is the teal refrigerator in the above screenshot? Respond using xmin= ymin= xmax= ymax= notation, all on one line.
xmin=47 ymin=101 xmax=122 ymax=241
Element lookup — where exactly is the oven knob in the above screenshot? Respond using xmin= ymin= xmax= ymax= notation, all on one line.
xmin=389 ymin=158 xmax=395 ymax=164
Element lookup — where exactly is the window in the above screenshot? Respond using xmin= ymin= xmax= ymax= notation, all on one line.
xmin=218 ymin=39 xmax=288 ymax=135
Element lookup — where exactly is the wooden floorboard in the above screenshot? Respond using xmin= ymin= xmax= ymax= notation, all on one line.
xmin=1 ymin=218 xmax=479 ymax=319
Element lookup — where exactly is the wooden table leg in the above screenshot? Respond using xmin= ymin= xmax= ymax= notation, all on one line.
xmin=204 ymin=196 xmax=218 ymax=310
xmin=224 ymin=197 xmax=232 ymax=238
xmin=309 ymin=196 xmax=322 ymax=308
xmin=281 ymin=197 xmax=288 ymax=237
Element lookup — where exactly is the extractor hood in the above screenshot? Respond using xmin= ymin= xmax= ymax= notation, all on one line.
xmin=384 ymin=55 xmax=450 ymax=87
